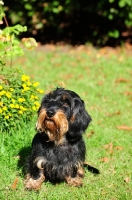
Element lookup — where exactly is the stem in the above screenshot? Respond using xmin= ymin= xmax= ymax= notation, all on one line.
xmin=3 ymin=16 xmax=13 ymax=68
xmin=3 ymin=16 xmax=9 ymax=27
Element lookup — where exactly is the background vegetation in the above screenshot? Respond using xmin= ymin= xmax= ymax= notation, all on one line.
xmin=3 ymin=0 xmax=132 ymax=46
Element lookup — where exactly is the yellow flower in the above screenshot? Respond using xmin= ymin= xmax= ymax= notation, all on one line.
xmin=18 ymin=98 xmax=25 ymax=103
xmin=33 ymin=82 xmax=40 ymax=87
xmin=37 ymin=89 xmax=44 ymax=94
xmin=32 ymin=106 xmax=37 ymax=111
xmin=34 ymin=101 xmax=40 ymax=107
xmin=30 ymin=95 xmax=39 ymax=100
xmin=24 ymin=87 xmax=30 ymax=91
xmin=18 ymin=110 xmax=23 ymax=114
xmin=10 ymin=88 xmax=14 ymax=92
xmin=34 ymin=96 xmax=38 ymax=100
xmin=22 ymin=84 xmax=30 ymax=91
xmin=10 ymin=104 xmax=15 ymax=108
xmin=30 ymin=95 xmax=35 ymax=100
xmin=22 ymin=83 xmax=26 ymax=88
xmin=20 ymin=105 xmax=24 ymax=109
xmin=0 ymin=108 xmax=2 ymax=113
xmin=0 ymin=90 xmax=6 ymax=96
xmin=14 ymin=104 xmax=19 ymax=109
xmin=5 ymin=115 xmax=9 ymax=119
xmin=22 ymin=74 xmax=30 ymax=81
xmin=0 ymin=101 xmax=3 ymax=106
xmin=12 ymin=99 xmax=16 ymax=103
xmin=19 ymin=106 xmax=26 ymax=111
xmin=0 ymin=85 xmax=3 ymax=90
xmin=3 ymin=106 xmax=7 ymax=111
xmin=6 ymin=92 xmax=12 ymax=98
xmin=27 ymin=81 xmax=31 ymax=86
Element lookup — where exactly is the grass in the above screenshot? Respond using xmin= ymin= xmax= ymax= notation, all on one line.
xmin=0 ymin=45 xmax=132 ymax=200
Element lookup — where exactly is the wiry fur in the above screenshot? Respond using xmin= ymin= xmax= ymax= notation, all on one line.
xmin=25 ymin=88 xmax=92 ymax=190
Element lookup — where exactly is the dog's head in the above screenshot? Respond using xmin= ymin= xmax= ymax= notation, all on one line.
xmin=36 ymin=88 xmax=92 ymax=144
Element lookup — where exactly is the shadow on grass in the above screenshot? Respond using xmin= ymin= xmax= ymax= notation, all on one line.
xmin=17 ymin=146 xmax=31 ymax=176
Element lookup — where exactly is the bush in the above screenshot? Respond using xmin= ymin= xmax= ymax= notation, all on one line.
xmin=3 ymin=0 xmax=132 ymax=45
xmin=0 ymin=68 xmax=44 ymax=132
xmin=0 ymin=1 xmax=43 ymax=132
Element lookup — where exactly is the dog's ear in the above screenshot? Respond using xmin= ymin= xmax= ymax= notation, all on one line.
xmin=67 ymin=98 xmax=92 ymax=140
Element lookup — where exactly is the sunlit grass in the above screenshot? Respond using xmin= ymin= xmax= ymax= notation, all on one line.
xmin=0 ymin=45 xmax=132 ymax=199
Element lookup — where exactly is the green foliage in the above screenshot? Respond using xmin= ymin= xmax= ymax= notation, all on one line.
xmin=0 ymin=1 xmax=43 ymax=133
xmin=3 ymin=0 xmax=132 ymax=45
xmin=0 ymin=2 xmax=27 ymax=65
xmin=0 ymin=25 xmax=27 ymax=63
xmin=0 ymin=68 xmax=44 ymax=132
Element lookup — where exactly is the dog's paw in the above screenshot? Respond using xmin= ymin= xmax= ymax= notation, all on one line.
xmin=66 ymin=176 xmax=83 ymax=187
xmin=24 ymin=173 xmax=45 ymax=190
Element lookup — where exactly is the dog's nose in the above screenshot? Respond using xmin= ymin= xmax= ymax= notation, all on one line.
xmin=46 ymin=109 xmax=55 ymax=117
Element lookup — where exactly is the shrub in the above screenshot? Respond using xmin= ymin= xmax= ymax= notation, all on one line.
xmin=3 ymin=0 xmax=132 ymax=45
xmin=0 ymin=68 xmax=44 ymax=132
xmin=0 ymin=1 xmax=43 ymax=132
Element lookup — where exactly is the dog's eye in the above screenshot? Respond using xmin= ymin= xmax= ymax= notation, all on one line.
xmin=44 ymin=99 xmax=49 ymax=105
xmin=62 ymin=102 xmax=69 ymax=107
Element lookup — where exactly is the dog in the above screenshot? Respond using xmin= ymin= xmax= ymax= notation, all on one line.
xmin=24 ymin=87 xmax=92 ymax=190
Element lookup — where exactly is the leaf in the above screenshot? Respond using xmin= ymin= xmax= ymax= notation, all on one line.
xmin=117 ymin=125 xmax=131 ymax=131
xmin=114 ymin=146 xmax=123 ymax=151
xmin=106 ymin=111 xmax=121 ymax=117
xmin=86 ymin=130 xmax=95 ymax=138
xmin=11 ymin=177 xmax=19 ymax=190
xmin=124 ymin=91 xmax=132 ymax=97
xmin=115 ymin=78 xmax=129 ymax=83
xmin=124 ymin=177 xmax=130 ymax=183
xmin=103 ymin=142 xmax=113 ymax=154
xmin=97 ymin=81 xmax=104 ymax=86
xmin=99 ymin=157 xmax=109 ymax=162
xmin=22 ymin=37 xmax=38 ymax=49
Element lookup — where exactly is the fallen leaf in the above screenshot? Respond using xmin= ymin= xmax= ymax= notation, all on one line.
xmin=97 ymin=81 xmax=104 ymax=86
xmin=124 ymin=177 xmax=130 ymax=183
xmin=117 ymin=125 xmax=131 ymax=131
xmin=11 ymin=177 xmax=19 ymax=190
xmin=114 ymin=146 xmax=123 ymax=151
xmin=115 ymin=78 xmax=129 ymax=83
xmin=87 ymin=130 xmax=95 ymax=138
xmin=103 ymin=142 xmax=113 ymax=154
xmin=99 ymin=157 xmax=109 ymax=162
xmin=106 ymin=111 xmax=121 ymax=117
xmin=124 ymin=91 xmax=132 ymax=97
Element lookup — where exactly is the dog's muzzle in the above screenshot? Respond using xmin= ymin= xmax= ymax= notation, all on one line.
xmin=36 ymin=108 xmax=69 ymax=144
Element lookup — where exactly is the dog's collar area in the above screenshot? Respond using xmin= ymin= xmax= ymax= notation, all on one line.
xmin=37 ymin=131 xmax=67 ymax=146
xmin=66 ymin=133 xmax=82 ymax=142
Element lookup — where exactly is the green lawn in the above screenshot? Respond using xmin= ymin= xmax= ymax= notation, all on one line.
xmin=0 ymin=45 xmax=132 ymax=200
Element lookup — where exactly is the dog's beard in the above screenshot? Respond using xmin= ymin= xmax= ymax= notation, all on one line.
xmin=36 ymin=108 xmax=68 ymax=144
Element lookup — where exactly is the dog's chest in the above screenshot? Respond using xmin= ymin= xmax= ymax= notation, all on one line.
xmin=43 ymin=142 xmax=77 ymax=164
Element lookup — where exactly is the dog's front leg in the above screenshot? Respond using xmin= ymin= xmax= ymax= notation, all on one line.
xmin=65 ymin=164 xmax=84 ymax=187
xmin=25 ymin=155 xmax=47 ymax=190
xmin=24 ymin=171 xmax=45 ymax=190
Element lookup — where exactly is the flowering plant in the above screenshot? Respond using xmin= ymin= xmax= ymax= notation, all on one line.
xmin=0 ymin=1 xmax=41 ymax=133
xmin=0 ymin=68 xmax=44 ymax=132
